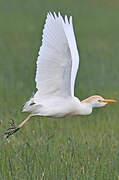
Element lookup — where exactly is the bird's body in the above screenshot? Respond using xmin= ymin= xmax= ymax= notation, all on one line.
xmin=5 ymin=12 xmax=116 ymax=138
xmin=23 ymin=96 xmax=92 ymax=117
xmin=22 ymin=12 xmax=115 ymax=118
xmin=22 ymin=12 xmax=81 ymax=117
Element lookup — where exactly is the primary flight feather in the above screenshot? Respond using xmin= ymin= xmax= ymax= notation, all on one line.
xmin=35 ymin=12 xmax=79 ymax=99
xmin=5 ymin=12 xmax=116 ymax=138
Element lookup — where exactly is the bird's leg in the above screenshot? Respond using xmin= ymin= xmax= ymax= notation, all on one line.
xmin=5 ymin=114 xmax=33 ymax=138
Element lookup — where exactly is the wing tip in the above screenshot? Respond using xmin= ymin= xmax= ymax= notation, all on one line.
xmin=69 ymin=16 xmax=72 ymax=25
xmin=46 ymin=11 xmax=73 ymax=25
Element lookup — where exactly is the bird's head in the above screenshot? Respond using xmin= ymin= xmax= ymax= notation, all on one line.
xmin=82 ymin=95 xmax=116 ymax=108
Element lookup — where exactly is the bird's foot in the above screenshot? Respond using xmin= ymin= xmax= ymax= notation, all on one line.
xmin=4 ymin=120 xmax=20 ymax=138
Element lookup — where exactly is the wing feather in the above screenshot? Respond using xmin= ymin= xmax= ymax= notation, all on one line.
xmin=34 ymin=12 xmax=79 ymax=102
xmin=62 ymin=14 xmax=79 ymax=96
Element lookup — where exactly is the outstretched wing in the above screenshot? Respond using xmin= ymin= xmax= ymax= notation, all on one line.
xmin=34 ymin=12 xmax=79 ymax=102
xmin=62 ymin=15 xmax=79 ymax=96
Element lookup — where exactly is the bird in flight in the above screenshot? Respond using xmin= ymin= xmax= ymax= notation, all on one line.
xmin=5 ymin=12 xmax=116 ymax=138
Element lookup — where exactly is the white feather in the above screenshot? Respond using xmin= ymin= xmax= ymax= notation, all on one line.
xmin=62 ymin=15 xmax=79 ymax=96
xmin=34 ymin=12 xmax=79 ymax=103
xmin=21 ymin=13 xmax=109 ymax=119
xmin=4 ymin=12 xmax=111 ymax=140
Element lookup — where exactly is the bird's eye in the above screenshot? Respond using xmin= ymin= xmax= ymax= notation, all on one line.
xmin=98 ymin=100 xmax=101 ymax=102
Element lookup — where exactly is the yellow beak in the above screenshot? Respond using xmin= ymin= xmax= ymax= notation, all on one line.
xmin=100 ymin=99 xmax=117 ymax=103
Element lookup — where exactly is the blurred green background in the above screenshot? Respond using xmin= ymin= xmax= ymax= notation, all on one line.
xmin=0 ymin=0 xmax=119 ymax=179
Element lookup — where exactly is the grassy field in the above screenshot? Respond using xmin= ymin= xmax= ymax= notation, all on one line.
xmin=0 ymin=0 xmax=119 ymax=179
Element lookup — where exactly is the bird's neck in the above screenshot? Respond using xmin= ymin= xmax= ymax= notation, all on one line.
xmin=72 ymin=97 xmax=92 ymax=115
xmin=73 ymin=98 xmax=92 ymax=115
xmin=79 ymin=102 xmax=92 ymax=115
xmin=81 ymin=96 xmax=97 ymax=108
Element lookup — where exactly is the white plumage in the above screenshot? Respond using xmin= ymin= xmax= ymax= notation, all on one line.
xmin=22 ymin=12 xmax=115 ymax=117
xmin=35 ymin=12 xmax=79 ymax=99
xmin=5 ymin=12 xmax=116 ymax=138
xmin=22 ymin=12 xmax=81 ymax=117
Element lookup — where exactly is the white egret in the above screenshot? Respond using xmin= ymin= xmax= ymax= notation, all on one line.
xmin=5 ymin=12 xmax=116 ymax=138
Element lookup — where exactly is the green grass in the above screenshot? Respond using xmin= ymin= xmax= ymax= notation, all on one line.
xmin=0 ymin=0 xmax=119 ymax=179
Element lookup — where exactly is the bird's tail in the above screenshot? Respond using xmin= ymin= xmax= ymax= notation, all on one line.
xmin=22 ymin=96 xmax=35 ymax=112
